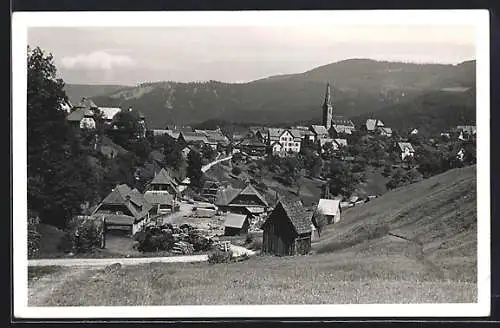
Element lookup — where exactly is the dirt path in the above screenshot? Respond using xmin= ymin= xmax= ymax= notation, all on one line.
xmin=28 ymin=254 xmax=208 ymax=267
xmin=28 ymin=267 xmax=88 ymax=306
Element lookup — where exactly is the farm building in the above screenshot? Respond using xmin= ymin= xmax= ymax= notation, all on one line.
xmin=224 ymin=213 xmax=250 ymax=236
xmin=316 ymin=199 xmax=342 ymax=224
xmin=237 ymin=137 xmax=267 ymax=156
xmin=262 ymin=198 xmax=312 ymax=256
xmin=93 ymin=184 xmax=153 ymax=235
xmin=215 ymin=186 xmax=242 ymax=212
xmin=225 ymin=183 xmax=269 ymax=215
xmin=144 ymin=168 xmax=179 ymax=213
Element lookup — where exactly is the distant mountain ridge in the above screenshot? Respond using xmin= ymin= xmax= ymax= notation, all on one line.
xmin=65 ymin=58 xmax=475 ymax=129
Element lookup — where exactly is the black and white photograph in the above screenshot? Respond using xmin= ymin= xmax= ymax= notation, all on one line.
xmin=12 ymin=10 xmax=490 ymax=318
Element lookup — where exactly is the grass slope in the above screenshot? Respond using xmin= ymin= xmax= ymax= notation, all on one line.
xmin=29 ymin=166 xmax=477 ymax=305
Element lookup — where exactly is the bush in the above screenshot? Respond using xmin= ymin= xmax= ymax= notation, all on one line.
xmin=57 ymin=232 xmax=74 ymax=253
xmin=231 ymin=166 xmax=242 ymax=176
xmin=136 ymin=226 xmax=175 ymax=252
xmin=74 ymin=219 xmax=104 ymax=253
xmin=208 ymin=249 xmax=234 ymax=264
xmin=28 ymin=229 xmax=41 ymax=258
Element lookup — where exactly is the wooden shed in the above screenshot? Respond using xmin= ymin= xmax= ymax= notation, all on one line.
xmin=261 ymin=198 xmax=312 ymax=256
xmin=224 ymin=213 xmax=250 ymax=236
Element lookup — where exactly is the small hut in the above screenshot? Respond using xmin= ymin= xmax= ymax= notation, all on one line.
xmin=224 ymin=213 xmax=250 ymax=236
xmin=261 ymin=198 xmax=312 ymax=256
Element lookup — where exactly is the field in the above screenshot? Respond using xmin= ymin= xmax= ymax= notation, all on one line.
xmin=28 ymin=165 xmax=477 ymax=306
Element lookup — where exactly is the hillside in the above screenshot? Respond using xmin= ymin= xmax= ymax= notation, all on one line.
xmin=352 ymin=88 xmax=476 ymax=135
xmin=63 ymin=84 xmax=129 ymax=105
xmin=85 ymin=59 xmax=475 ymax=128
xmin=314 ymin=164 xmax=477 ymax=281
xmin=29 ymin=166 xmax=477 ymax=306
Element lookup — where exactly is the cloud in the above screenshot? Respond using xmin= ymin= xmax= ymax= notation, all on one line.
xmin=60 ymin=51 xmax=135 ymax=70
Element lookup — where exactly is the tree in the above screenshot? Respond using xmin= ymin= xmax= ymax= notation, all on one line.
xmin=187 ymin=150 xmax=203 ymax=187
xmin=312 ymin=211 xmax=327 ymax=237
xmin=327 ymin=158 xmax=358 ymax=198
xmin=27 ymin=46 xmax=97 ymax=228
xmin=202 ymin=144 xmax=217 ymax=162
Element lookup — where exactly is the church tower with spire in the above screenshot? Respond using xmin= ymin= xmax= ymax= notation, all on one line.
xmin=322 ymin=82 xmax=333 ymax=130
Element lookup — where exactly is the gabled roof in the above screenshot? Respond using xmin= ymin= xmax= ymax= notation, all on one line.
xmin=378 ymin=127 xmax=392 ymax=135
xmin=231 ymin=183 xmax=269 ymax=207
xmin=332 ymin=125 xmax=355 ymax=134
xmin=398 ymin=142 xmax=415 ymax=153
xmin=334 ymin=138 xmax=348 ymax=147
xmin=310 ymin=125 xmax=329 ymax=136
xmin=365 ymin=119 xmax=384 ymax=131
xmin=224 ymin=213 xmax=248 ymax=229
xmin=268 ymin=128 xmax=286 ymax=140
xmin=67 ymin=108 xmax=94 ymax=122
xmin=104 ymin=214 xmax=135 ymax=226
xmin=238 ymin=137 xmax=266 ymax=148
xmin=99 ymin=107 xmax=121 ymax=120
xmin=165 ymin=130 xmax=181 ymax=139
xmin=215 ymin=186 xmax=242 ymax=206
xmin=274 ymin=198 xmax=312 ymax=235
xmin=317 ymin=199 xmax=341 ymax=217
xmin=151 ymin=168 xmax=178 ymax=187
xmin=332 ymin=115 xmax=355 ymax=127
xmin=74 ymin=97 xmax=98 ymax=109
xmin=289 ymin=129 xmax=307 ymax=140
xmin=95 ymin=184 xmax=152 ymax=220
xmin=180 ymin=131 xmax=209 ymax=143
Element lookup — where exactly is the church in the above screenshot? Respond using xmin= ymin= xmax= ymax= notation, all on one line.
xmin=322 ymin=83 xmax=355 ymax=137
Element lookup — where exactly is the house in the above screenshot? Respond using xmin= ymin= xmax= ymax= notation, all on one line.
xmin=146 ymin=168 xmax=179 ymax=195
xmin=290 ymin=128 xmax=315 ymax=143
xmin=456 ymin=125 xmax=477 ymax=135
xmin=261 ymin=198 xmax=312 ymax=256
xmin=225 ymin=183 xmax=269 ymax=215
xmin=93 ymin=184 xmax=153 ymax=235
xmin=237 ymin=137 xmax=267 ymax=156
xmin=364 ymin=119 xmax=385 ymax=133
xmin=410 ymin=128 xmax=419 ymax=135
xmin=181 ymin=145 xmax=193 ymax=159
xmin=144 ymin=168 xmax=179 ymax=214
xmin=456 ymin=147 xmax=466 ymax=162
xmin=224 ymin=213 xmax=250 ymax=236
xmin=67 ymin=108 xmax=96 ymax=129
xmin=195 ymin=129 xmax=230 ymax=149
xmin=318 ymin=138 xmax=347 ymax=153
xmin=268 ymin=128 xmax=300 ymax=156
xmin=378 ymin=127 xmax=393 ymax=137
xmin=397 ymin=142 xmax=415 ymax=161
xmin=99 ymin=107 xmax=122 ymax=124
xmin=249 ymin=127 xmax=269 ymax=143
xmin=330 ymin=116 xmax=356 ymax=136
xmin=330 ymin=124 xmax=355 ymax=137
xmin=215 ymin=185 xmax=242 ymax=212
xmin=315 ymin=199 xmax=341 ymax=224
xmin=178 ymin=131 xmax=209 ymax=147
xmin=310 ymin=125 xmax=329 ymax=142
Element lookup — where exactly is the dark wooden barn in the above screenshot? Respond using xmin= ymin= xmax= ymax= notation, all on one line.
xmin=262 ymin=198 xmax=312 ymax=256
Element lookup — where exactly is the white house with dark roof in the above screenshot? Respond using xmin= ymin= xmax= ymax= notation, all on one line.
xmin=316 ymin=199 xmax=342 ymax=224
xmin=267 ymin=128 xmax=300 ymax=156
xmin=378 ymin=127 xmax=393 ymax=137
xmin=397 ymin=142 xmax=415 ymax=161
xmin=364 ymin=119 xmax=385 ymax=132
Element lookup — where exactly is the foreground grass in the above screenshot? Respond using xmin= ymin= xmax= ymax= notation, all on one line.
xmin=32 ymin=253 xmax=476 ymax=306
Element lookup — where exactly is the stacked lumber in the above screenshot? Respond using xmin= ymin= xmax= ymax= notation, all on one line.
xmin=171 ymin=241 xmax=194 ymax=255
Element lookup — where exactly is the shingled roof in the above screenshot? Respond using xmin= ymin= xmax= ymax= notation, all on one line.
xmin=94 ymin=184 xmax=152 ymax=220
xmin=310 ymin=125 xmax=329 ymax=136
xmin=276 ymin=198 xmax=312 ymax=235
xmin=215 ymin=186 xmax=242 ymax=206
xmin=151 ymin=168 xmax=178 ymax=187
xmin=232 ymin=183 xmax=269 ymax=207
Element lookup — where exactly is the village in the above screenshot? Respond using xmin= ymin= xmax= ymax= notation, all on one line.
xmin=27 ymin=81 xmax=477 ymax=263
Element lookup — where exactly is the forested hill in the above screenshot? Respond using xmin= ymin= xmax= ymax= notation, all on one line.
xmin=70 ymin=59 xmax=474 ymax=129
xmin=352 ymin=88 xmax=476 ymax=136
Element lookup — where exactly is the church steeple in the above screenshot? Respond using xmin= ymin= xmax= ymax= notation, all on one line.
xmin=322 ymin=82 xmax=333 ymax=130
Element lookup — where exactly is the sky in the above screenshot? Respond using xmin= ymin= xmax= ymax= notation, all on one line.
xmin=28 ymin=25 xmax=476 ymax=85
